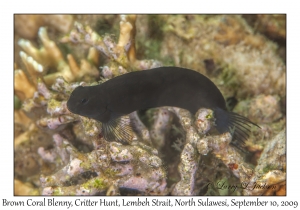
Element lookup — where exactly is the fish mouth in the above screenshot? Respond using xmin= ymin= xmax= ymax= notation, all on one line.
xmin=66 ymin=99 xmax=73 ymax=112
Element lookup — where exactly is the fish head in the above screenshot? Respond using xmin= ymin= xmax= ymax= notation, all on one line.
xmin=67 ymin=86 xmax=110 ymax=122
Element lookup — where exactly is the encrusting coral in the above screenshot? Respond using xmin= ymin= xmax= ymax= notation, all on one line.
xmin=161 ymin=15 xmax=286 ymax=99
xmin=40 ymin=134 xmax=167 ymax=195
xmin=243 ymin=129 xmax=286 ymax=196
xmin=14 ymin=14 xmax=286 ymax=195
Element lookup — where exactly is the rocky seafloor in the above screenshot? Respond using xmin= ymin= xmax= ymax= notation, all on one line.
xmin=14 ymin=14 xmax=286 ymax=196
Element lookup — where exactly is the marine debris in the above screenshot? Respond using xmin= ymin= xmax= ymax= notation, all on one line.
xmin=14 ymin=14 xmax=286 ymax=195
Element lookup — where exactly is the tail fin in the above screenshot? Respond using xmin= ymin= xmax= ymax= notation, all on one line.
xmin=214 ymin=107 xmax=260 ymax=151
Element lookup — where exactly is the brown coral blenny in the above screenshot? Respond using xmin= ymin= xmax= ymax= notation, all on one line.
xmin=67 ymin=66 xmax=259 ymax=150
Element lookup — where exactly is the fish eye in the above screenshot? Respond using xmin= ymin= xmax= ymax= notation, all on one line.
xmin=80 ymin=98 xmax=89 ymax=104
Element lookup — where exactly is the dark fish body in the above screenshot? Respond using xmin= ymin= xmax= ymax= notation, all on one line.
xmin=67 ymin=67 xmax=258 ymax=148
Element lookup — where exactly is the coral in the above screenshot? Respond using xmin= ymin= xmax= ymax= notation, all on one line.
xmin=14 ymin=109 xmax=32 ymax=137
xmin=17 ymin=27 xmax=99 ymax=86
xmin=160 ymin=15 xmax=286 ymax=98
xmin=220 ymin=44 xmax=285 ymax=98
xmin=150 ymin=108 xmax=172 ymax=149
xmin=243 ymin=129 xmax=286 ymax=195
xmin=40 ymin=134 xmax=167 ymax=195
xmin=129 ymin=111 xmax=152 ymax=146
xmin=243 ymin=15 xmax=286 ymax=42
xmin=14 ymin=69 xmax=37 ymax=101
xmin=244 ymin=14 xmax=286 ymax=63
xmin=14 ymin=15 xmax=286 ymax=196
xmin=14 ymin=124 xmax=53 ymax=180
xmin=167 ymin=108 xmax=202 ymax=195
xmin=63 ymin=15 xmax=162 ymax=76
xmin=232 ymin=94 xmax=285 ymax=154
xmin=168 ymin=107 xmax=254 ymax=195
xmin=14 ymin=179 xmax=39 ymax=196
xmin=15 ymin=15 xmax=74 ymax=39
xmin=248 ymin=94 xmax=282 ymax=123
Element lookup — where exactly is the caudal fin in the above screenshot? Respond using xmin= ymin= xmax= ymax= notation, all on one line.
xmin=214 ymin=107 xmax=260 ymax=151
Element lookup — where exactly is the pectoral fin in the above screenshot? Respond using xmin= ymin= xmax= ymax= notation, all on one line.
xmin=101 ymin=115 xmax=134 ymax=145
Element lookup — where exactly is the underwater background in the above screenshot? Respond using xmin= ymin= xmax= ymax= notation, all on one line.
xmin=14 ymin=14 xmax=286 ymax=196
